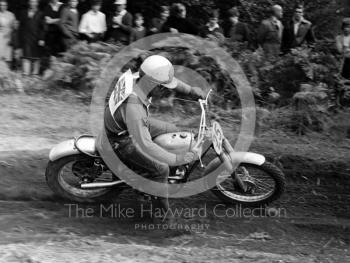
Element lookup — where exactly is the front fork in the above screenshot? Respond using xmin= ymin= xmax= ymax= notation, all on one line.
xmin=220 ymin=138 xmax=248 ymax=192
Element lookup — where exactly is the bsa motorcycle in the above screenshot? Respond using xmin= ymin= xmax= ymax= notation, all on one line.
xmin=46 ymin=90 xmax=285 ymax=206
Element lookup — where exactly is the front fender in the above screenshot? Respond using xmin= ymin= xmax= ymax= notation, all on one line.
xmin=203 ymin=152 xmax=265 ymax=178
xmin=229 ymin=152 xmax=265 ymax=166
xmin=49 ymin=139 xmax=79 ymax=162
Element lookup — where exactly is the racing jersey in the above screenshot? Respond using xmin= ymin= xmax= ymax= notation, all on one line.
xmin=104 ymin=71 xmax=193 ymax=166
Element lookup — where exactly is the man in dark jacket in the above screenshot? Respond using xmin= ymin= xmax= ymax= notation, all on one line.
xmin=257 ymin=5 xmax=284 ymax=60
xmin=226 ymin=7 xmax=250 ymax=43
xmin=200 ymin=10 xmax=224 ymax=42
xmin=149 ymin=6 xmax=169 ymax=34
xmin=282 ymin=5 xmax=315 ymax=53
xmin=107 ymin=0 xmax=133 ymax=45
xmin=19 ymin=0 xmax=46 ymax=75
xmin=162 ymin=3 xmax=198 ymax=35
xmin=60 ymin=0 xmax=79 ymax=50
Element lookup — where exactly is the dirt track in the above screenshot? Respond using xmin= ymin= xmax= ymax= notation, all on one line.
xmin=0 ymin=95 xmax=349 ymax=262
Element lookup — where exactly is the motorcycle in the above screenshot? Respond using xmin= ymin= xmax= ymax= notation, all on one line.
xmin=45 ymin=90 xmax=285 ymax=206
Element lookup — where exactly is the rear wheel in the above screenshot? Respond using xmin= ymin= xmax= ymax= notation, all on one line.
xmin=45 ymin=154 xmax=120 ymax=203
xmin=211 ymin=162 xmax=285 ymax=207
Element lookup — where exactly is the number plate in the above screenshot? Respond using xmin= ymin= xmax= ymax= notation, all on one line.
xmin=212 ymin=121 xmax=224 ymax=155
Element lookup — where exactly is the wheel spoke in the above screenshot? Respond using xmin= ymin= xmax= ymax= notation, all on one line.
xmin=251 ymin=178 xmax=274 ymax=189
xmin=253 ymin=184 xmax=272 ymax=192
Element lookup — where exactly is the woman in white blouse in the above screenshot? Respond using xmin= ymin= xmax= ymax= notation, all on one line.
xmin=78 ymin=0 xmax=106 ymax=42
xmin=336 ymin=18 xmax=350 ymax=79
xmin=0 ymin=0 xmax=16 ymax=63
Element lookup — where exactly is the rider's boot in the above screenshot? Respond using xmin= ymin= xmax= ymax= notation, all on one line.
xmin=152 ymin=197 xmax=176 ymax=225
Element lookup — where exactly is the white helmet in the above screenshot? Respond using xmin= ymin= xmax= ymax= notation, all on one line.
xmin=139 ymin=55 xmax=178 ymax=89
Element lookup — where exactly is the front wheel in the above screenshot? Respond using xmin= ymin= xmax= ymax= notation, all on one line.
xmin=45 ymin=154 xmax=120 ymax=203
xmin=211 ymin=162 xmax=285 ymax=207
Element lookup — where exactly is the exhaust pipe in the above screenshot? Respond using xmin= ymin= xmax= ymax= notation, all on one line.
xmin=81 ymin=180 xmax=125 ymax=189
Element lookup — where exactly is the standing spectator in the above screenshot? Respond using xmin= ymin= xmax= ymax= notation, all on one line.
xmin=226 ymin=7 xmax=250 ymax=43
xmin=0 ymin=0 xmax=16 ymax=64
xmin=43 ymin=0 xmax=64 ymax=57
xmin=258 ymin=5 xmax=284 ymax=60
xmin=162 ymin=3 xmax=199 ymax=35
xmin=336 ymin=18 xmax=350 ymax=79
xmin=79 ymin=0 xmax=106 ymax=42
xmin=60 ymin=0 xmax=79 ymax=50
xmin=107 ymin=0 xmax=132 ymax=45
xmin=10 ymin=20 xmax=21 ymax=70
xmin=18 ymin=0 xmax=45 ymax=76
xmin=200 ymin=10 xmax=224 ymax=42
xmin=282 ymin=5 xmax=315 ymax=53
xmin=149 ymin=6 xmax=169 ymax=34
xmin=129 ymin=13 xmax=146 ymax=42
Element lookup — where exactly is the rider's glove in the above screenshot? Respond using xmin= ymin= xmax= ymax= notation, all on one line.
xmin=190 ymin=86 xmax=207 ymax=100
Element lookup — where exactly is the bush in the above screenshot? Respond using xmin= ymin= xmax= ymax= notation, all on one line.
xmin=0 ymin=61 xmax=23 ymax=94
xmin=44 ymin=41 xmax=123 ymax=101
xmin=291 ymin=83 xmax=331 ymax=134
xmin=224 ymin=39 xmax=347 ymax=103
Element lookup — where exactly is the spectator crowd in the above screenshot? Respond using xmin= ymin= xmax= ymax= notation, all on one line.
xmin=0 ymin=0 xmax=349 ymax=79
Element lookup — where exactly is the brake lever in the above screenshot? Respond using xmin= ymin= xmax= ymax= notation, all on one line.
xmin=193 ymin=89 xmax=212 ymax=168
xmin=205 ymin=89 xmax=213 ymax=104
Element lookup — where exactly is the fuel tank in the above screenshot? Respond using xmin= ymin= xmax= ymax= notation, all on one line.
xmin=153 ymin=132 xmax=194 ymax=155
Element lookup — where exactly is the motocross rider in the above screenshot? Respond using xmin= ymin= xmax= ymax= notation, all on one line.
xmin=104 ymin=55 xmax=206 ymax=200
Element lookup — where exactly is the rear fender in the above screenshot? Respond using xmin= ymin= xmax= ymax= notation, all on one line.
xmin=49 ymin=139 xmax=78 ymax=162
xmin=49 ymin=137 xmax=97 ymax=162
